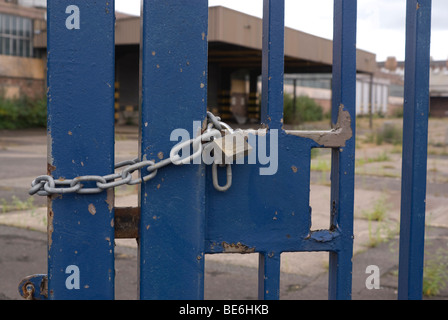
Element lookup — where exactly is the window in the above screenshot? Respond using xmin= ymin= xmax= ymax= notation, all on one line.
xmin=0 ymin=13 xmax=33 ymax=57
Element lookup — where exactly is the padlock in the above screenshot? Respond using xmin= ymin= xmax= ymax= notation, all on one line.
xmin=210 ymin=130 xmax=253 ymax=164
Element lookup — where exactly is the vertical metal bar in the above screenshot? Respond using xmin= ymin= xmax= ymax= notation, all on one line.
xmin=139 ymin=0 xmax=208 ymax=300
xmin=328 ymin=0 xmax=357 ymax=300
xmin=398 ymin=0 xmax=432 ymax=300
xmin=258 ymin=252 xmax=281 ymax=300
xmin=46 ymin=0 xmax=115 ymax=299
xmin=258 ymin=0 xmax=284 ymax=300
xmin=261 ymin=0 xmax=285 ymax=130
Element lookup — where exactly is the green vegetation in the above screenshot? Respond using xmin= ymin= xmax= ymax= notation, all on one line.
xmin=0 ymin=95 xmax=47 ymax=129
xmin=1 ymin=196 xmax=36 ymax=213
xmin=423 ymin=248 xmax=448 ymax=297
xmin=361 ymin=195 xmax=398 ymax=248
xmin=362 ymin=195 xmax=389 ymax=222
xmin=283 ymin=94 xmax=324 ymax=125
xmin=365 ymin=123 xmax=403 ymax=146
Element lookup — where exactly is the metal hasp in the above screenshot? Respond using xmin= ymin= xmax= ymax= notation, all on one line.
xmin=46 ymin=0 xmax=116 ymax=299
xmin=398 ymin=0 xmax=432 ymax=300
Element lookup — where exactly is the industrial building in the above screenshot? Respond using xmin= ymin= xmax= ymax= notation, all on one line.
xmin=379 ymin=56 xmax=448 ymax=118
xmin=4 ymin=1 xmax=416 ymax=125
xmin=0 ymin=0 xmax=46 ymax=100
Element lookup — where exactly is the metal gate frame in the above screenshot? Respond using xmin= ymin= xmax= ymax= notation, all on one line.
xmin=19 ymin=0 xmax=432 ymax=300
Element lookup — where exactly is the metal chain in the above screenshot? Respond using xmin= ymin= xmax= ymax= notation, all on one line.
xmin=29 ymin=113 xmax=234 ymax=196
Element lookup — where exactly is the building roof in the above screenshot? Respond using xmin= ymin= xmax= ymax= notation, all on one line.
xmin=32 ymin=6 xmax=376 ymax=74
xmin=0 ymin=0 xmax=45 ymax=19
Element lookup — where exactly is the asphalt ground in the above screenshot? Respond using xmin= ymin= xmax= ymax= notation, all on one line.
xmin=1 ymin=127 xmax=448 ymax=301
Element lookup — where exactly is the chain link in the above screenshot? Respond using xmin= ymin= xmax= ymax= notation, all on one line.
xmin=29 ymin=113 xmax=234 ymax=196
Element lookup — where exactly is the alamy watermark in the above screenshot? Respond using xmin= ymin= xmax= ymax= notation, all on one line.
xmin=365 ymin=265 xmax=381 ymax=290
xmin=169 ymin=121 xmax=279 ymax=176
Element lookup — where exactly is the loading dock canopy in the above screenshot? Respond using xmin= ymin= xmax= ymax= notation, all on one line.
xmin=35 ymin=6 xmax=376 ymax=74
xmin=112 ymin=6 xmax=376 ymax=74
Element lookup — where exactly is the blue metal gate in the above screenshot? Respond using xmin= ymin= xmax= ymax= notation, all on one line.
xmin=19 ymin=0 xmax=432 ymax=300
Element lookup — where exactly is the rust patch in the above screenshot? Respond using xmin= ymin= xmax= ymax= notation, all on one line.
xmin=47 ymin=163 xmax=56 ymax=175
xmin=88 ymin=204 xmax=96 ymax=215
xmin=291 ymin=166 xmax=298 ymax=173
xmin=222 ymin=242 xmax=255 ymax=254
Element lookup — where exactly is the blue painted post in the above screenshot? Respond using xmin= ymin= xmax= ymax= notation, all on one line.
xmin=328 ymin=0 xmax=357 ymax=300
xmin=139 ymin=0 xmax=208 ymax=300
xmin=258 ymin=253 xmax=281 ymax=300
xmin=398 ymin=0 xmax=432 ymax=300
xmin=261 ymin=0 xmax=285 ymax=131
xmin=258 ymin=0 xmax=285 ymax=300
xmin=46 ymin=0 xmax=116 ymax=299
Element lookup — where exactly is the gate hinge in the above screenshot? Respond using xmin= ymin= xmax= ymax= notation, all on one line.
xmin=18 ymin=274 xmax=48 ymax=300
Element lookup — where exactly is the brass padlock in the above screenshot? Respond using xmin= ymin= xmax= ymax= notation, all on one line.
xmin=210 ymin=130 xmax=253 ymax=164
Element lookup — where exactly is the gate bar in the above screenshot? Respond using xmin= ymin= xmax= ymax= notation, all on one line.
xmin=139 ymin=0 xmax=208 ymax=300
xmin=398 ymin=0 xmax=432 ymax=300
xmin=46 ymin=0 xmax=116 ymax=299
xmin=258 ymin=0 xmax=285 ymax=300
xmin=328 ymin=0 xmax=357 ymax=300
xmin=261 ymin=0 xmax=285 ymax=131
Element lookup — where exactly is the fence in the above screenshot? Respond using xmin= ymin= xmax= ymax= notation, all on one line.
xmin=18 ymin=0 xmax=432 ymax=300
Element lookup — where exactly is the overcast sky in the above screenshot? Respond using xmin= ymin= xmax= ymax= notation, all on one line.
xmin=115 ymin=0 xmax=447 ymax=62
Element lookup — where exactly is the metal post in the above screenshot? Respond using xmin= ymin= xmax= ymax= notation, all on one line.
xmin=258 ymin=0 xmax=285 ymax=300
xmin=328 ymin=0 xmax=357 ymax=300
xmin=293 ymin=78 xmax=297 ymax=120
xmin=139 ymin=0 xmax=208 ymax=300
xmin=258 ymin=252 xmax=281 ymax=300
xmin=369 ymin=73 xmax=373 ymax=129
xmin=46 ymin=0 xmax=116 ymax=299
xmin=261 ymin=0 xmax=285 ymax=131
xmin=398 ymin=0 xmax=432 ymax=300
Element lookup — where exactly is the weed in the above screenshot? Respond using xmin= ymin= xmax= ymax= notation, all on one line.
xmin=311 ymin=159 xmax=331 ymax=172
xmin=423 ymin=248 xmax=448 ymax=297
xmin=1 ymin=196 xmax=36 ymax=213
xmin=375 ymin=123 xmax=403 ymax=146
xmin=362 ymin=195 xmax=389 ymax=222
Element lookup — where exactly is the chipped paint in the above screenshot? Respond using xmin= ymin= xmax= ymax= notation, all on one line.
xmin=47 ymin=163 xmax=56 ymax=175
xmin=47 ymin=199 xmax=54 ymax=250
xmin=105 ymin=189 xmax=114 ymax=213
xmin=88 ymin=204 xmax=96 ymax=215
xmin=47 ymin=131 xmax=54 ymax=169
xmin=307 ymin=229 xmax=341 ymax=243
xmin=222 ymin=242 xmax=255 ymax=253
xmin=286 ymin=105 xmax=353 ymax=147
